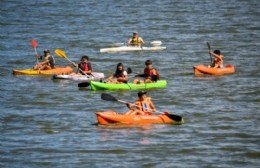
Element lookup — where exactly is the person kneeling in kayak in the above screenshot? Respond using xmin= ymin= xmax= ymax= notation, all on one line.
xmin=106 ymin=63 xmax=128 ymax=83
xmin=133 ymin=60 xmax=160 ymax=84
xmin=127 ymin=32 xmax=145 ymax=47
xmin=125 ymin=91 xmax=156 ymax=115
xmin=33 ymin=49 xmax=55 ymax=70
xmin=209 ymin=50 xmax=224 ymax=68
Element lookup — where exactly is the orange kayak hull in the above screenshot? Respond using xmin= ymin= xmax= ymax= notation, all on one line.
xmin=12 ymin=66 xmax=74 ymax=75
xmin=193 ymin=64 xmax=235 ymax=76
xmin=96 ymin=111 xmax=184 ymax=125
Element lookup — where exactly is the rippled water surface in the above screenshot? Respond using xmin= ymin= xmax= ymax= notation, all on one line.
xmin=0 ymin=0 xmax=259 ymax=167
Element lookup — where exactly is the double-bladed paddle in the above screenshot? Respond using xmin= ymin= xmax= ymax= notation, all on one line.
xmin=101 ymin=93 xmax=183 ymax=122
xmin=78 ymin=67 xmax=133 ymax=88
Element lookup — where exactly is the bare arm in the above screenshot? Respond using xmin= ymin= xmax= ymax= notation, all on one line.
xmin=210 ymin=51 xmax=223 ymax=60
xmin=107 ymin=74 xmax=114 ymax=80
xmin=148 ymin=97 xmax=156 ymax=112
xmin=139 ymin=37 xmax=145 ymax=44
xmin=127 ymin=38 xmax=132 ymax=45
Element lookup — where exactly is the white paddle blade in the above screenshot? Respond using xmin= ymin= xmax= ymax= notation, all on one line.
xmin=150 ymin=41 xmax=162 ymax=46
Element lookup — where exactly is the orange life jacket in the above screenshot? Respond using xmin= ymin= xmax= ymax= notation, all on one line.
xmin=135 ymin=97 xmax=153 ymax=112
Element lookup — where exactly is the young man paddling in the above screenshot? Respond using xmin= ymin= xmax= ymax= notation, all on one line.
xmin=133 ymin=60 xmax=160 ymax=84
xmin=125 ymin=91 xmax=156 ymax=115
xmin=70 ymin=55 xmax=92 ymax=76
xmin=77 ymin=55 xmax=92 ymax=75
xmin=127 ymin=32 xmax=145 ymax=47
xmin=33 ymin=49 xmax=55 ymax=70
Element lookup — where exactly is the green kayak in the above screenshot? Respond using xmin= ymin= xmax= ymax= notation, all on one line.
xmin=86 ymin=80 xmax=167 ymax=91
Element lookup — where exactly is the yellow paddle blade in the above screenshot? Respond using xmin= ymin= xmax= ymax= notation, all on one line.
xmin=55 ymin=49 xmax=67 ymax=59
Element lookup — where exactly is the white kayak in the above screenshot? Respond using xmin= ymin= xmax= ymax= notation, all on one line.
xmin=100 ymin=46 xmax=166 ymax=53
xmin=53 ymin=72 xmax=105 ymax=81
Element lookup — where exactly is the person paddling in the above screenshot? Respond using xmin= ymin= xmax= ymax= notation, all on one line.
xmin=133 ymin=60 xmax=160 ymax=84
xmin=33 ymin=49 xmax=55 ymax=70
xmin=127 ymin=32 xmax=145 ymax=47
xmin=125 ymin=91 xmax=156 ymax=115
xmin=209 ymin=50 xmax=224 ymax=68
xmin=77 ymin=55 xmax=92 ymax=75
xmin=106 ymin=63 xmax=128 ymax=83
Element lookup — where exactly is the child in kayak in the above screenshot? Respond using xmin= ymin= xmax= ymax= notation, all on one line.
xmin=133 ymin=60 xmax=160 ymax=84
xmin=125 ymin=91 xmax=156 ymax=115
xmin=127 ymin=32 xmax=145 ymax=46
xmin=106 ymin=63 xmax=128 ymax=83
xmin=210 ymin=50 xmax=224 ymax=68
xmin=33 ymin=49 xmax=55 ymax=70
xmin=77 ymin=55 xmax=92 ymax=75
xmin=69 ymin=55 xmax=92 ymax=76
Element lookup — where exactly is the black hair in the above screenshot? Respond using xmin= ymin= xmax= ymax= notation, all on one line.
xmin=138 ymin=91 xmax=147 ymax=97
xmin=145 ymin=60 xmax=152 ymax=66
xmin=114 ymin=63 xmax=124 ymax=76
xmin=44 ymin=49 xmax=50 ymax=53
xmin=81 ymin=55 xmax=89 ymax=61
xmin=213 ymin=50 xmax=221 ymax=55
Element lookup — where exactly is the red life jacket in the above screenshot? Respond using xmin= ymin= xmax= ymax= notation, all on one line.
xmin=114 ymin=70 xmax=126 ymax=78
xmin=78 ymin=62 xmax=92 ymax=74
xmin=113 ymin=70 xmax=127 ymax=83
xmin=144 ymin=68 xmax=159 ymax=80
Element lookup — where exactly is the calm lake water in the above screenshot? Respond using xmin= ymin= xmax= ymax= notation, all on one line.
xmin=0 ymin=0 xmax=259 ymax=167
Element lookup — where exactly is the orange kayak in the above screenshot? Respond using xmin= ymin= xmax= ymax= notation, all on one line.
xmin=96 ymin=111 xmax=184 ymax=125
xmin=193 ymin=64 xmax=235 ymax=76
xmin=12 ymin=66 xmax=73 ymax=75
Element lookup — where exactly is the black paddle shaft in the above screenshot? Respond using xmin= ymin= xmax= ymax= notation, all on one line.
xmin=207 ymin=42 xmax=213 ymax=66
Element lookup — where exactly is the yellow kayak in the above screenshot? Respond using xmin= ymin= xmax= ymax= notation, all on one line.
xmin=12 ymin=66 xmax=74 ymax=75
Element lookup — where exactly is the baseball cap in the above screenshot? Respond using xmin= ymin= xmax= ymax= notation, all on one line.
xmin=138 ymin=91 xmax=147 ymax=97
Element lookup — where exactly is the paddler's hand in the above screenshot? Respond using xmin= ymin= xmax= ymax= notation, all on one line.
xmin=126 ymin=103 xmax=131 ymax=108
xmin=126 ymin=103 xmax=135 ymax=110
xmin=72 ymin=62 xmax=78 ymax=67
xmin=35 ymin=54 xmax=41 ymax=59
